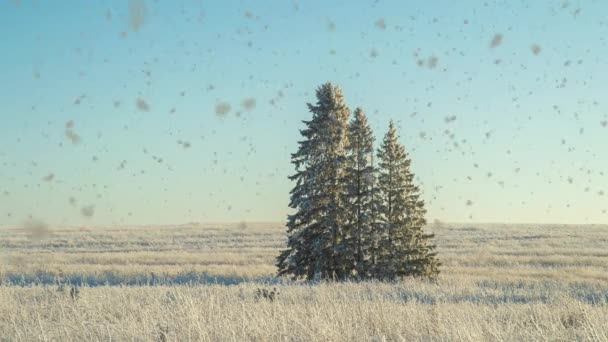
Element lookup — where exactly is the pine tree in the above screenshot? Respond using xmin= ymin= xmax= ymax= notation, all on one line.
xmin=344 ymin=108 xmax=377 ymax=278
xmin=375 ymin=120 xmax=406 ymax=279
xmin=367 ymin=144 xmax=382 ymax=278
xmin=375 ymin=120 xmax=439 ymax=279
xmin=402 ymin=165 xmax=440 ymax=278
xmin=277 ymin=82 xmax=352 ymax=280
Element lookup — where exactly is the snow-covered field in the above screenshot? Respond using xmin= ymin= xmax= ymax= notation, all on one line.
xmin=1 ymin=223 xmax=607 ymax=341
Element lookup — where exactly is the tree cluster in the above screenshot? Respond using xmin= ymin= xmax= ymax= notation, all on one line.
xmin=277 ymin=82 xmax=440 ymax=281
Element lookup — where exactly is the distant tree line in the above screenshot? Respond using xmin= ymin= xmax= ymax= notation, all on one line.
xmin=277 ymin=82 xmax=440 ymax=281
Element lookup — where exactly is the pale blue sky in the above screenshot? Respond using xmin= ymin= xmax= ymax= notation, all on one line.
xmin=0 ymin=0 xmax=607 ymax=227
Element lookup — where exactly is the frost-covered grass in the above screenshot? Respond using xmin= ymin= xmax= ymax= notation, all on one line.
xmin=0 ymin=223 xmax=607 ymax=341
xmin=1 ymin=281 xmax=607 ymax=341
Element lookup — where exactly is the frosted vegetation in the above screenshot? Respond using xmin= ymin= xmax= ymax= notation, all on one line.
xmin=279 ymin=82 xmax=439 ymax=281
xmin=1 ymin=223 xmax=607 ymax=340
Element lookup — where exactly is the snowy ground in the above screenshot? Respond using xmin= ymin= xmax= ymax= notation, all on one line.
xmin=1 ymin=222 xmax=607 ymax=340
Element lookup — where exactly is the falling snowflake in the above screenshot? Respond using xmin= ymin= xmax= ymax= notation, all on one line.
xmin=129 ymin=0 xmax=147 ymax=31
xmin=215 ymin=102 xmax=231 ymax=117
xmin=375 ymin=18 xmax=386 ymax=30
xmin=136 ymin=98 xmax=150 ymax=112
xmin=531 ymin=44 xmax=541 ymax=55
xmin=490 ymin=34 xmax=503 ymax=48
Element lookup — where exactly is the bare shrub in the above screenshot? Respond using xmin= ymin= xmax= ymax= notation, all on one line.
xmin=255 ymin=287 xmax=279 ymax=302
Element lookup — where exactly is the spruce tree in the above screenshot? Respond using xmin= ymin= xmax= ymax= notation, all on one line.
xmin=344 ymin=108 xmax=377 ymax=278
xmin=376 ymin=120 xmax=439 ymax=279
xmin=277 ymin=82 xmax=351 ymax=280
xmin=367 ymin=144 xmax=382 ymax=278
xmin=402 ymin=163 xmax=440 ymax=278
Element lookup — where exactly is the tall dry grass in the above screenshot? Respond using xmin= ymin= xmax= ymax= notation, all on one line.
xmin=1 ymin=281 xmax=606 ymax=341
xmin=0 ymin=222 xmax=607 ymax=341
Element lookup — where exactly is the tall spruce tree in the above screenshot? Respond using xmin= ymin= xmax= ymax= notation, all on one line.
xmin=376 ymin=120 xmax=439 ymax=279
xmin=368 ymin=143 xmax=382 ymax=278
xmin=344 ymin=108 xmax=377 ymax=278
xmin=401 ymin=159 xmax=440 ymax=278
xmin=277 ymin=82 xmax=352 ymax=280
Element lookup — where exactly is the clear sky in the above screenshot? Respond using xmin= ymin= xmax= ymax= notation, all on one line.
xmin=0 ymin=0 xmax=607 ymax=228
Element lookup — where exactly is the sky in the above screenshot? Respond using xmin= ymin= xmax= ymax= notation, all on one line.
xmin=0 ymin=0 xmax=607 ymax=228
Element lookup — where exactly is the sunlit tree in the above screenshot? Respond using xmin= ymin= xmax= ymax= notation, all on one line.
xmin=375 ymin=120 xmax=439 ymax=279
xmin=344 ymin=108 xmax=378 ymax=278
xmin=277 ymin=82 xmax=352 ymax=280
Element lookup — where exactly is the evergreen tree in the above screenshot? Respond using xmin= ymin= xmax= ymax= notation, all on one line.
xmin=367 ymin=144 xmax=382 ymax=278
xmin=278 ymin=83 xmax=439 ymax=281
xmin=277 ymin=82 xmax=352 ymax=280
xmin=344 ymin=108 xmax=377 ymax=278
xmin=402 ymin=165 xmax=440 ymax=278
xmin=376 ymin=120 xmax=439 ymax=279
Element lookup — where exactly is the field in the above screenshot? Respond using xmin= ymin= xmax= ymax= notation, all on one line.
xmin=1 ymin=223 xmax=607 ymax=341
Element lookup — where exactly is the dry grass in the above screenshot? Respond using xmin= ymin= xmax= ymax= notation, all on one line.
xmin=0 ymin=222 xmax=607 ymax=341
